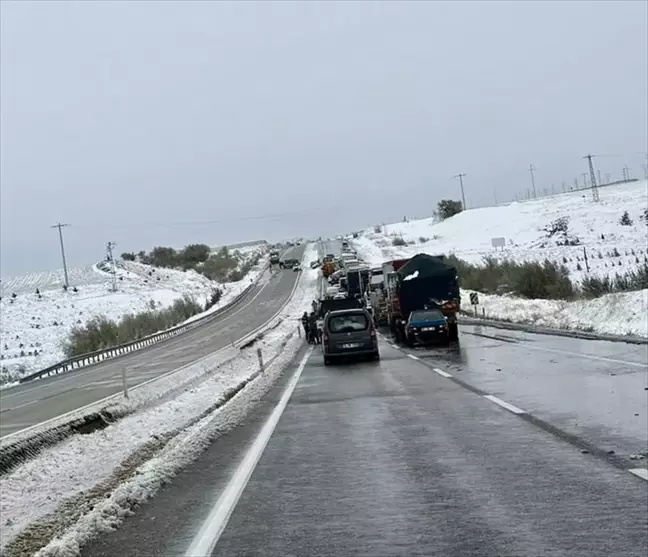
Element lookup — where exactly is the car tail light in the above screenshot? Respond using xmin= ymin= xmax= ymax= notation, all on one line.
xmin=370 ymin=327 xmax=376 ymax=338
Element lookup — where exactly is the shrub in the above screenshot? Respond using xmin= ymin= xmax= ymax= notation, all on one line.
xmin=392 ymin=237 xmax=406 ymax=246
xmin=121 ymin=252 xmax=136 ymax=261
xmin=620 ymin=211 xmax=633 ymax=226
xmin=437 ymin=199 xmax=463 ymax=220
xmin=445 ymin=255 xmax=574 ymax=300
xmin=181 ymin=244 xmax=211 ymax=265
xmin=63 ymin=295 xmax=202 ymax=357
xmin=419 ymin=236 xmax=429 ymax=243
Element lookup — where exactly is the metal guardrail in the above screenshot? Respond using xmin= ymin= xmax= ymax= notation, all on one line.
xmin=18 ymin=265 xmax=270 ymax=384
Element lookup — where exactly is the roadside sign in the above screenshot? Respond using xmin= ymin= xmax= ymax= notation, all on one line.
xmin=491 ymin=237 xmax=506 ymax=250
xmin=470 ymin=292 xmax=479 ymax=305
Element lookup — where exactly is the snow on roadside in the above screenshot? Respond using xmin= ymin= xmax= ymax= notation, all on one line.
xmin=0 ymin=244 xmax=319 ymax=555
xmin=462 ymin=288 xmax=648 ymax=338
xmin=0 ymin=250 xmax=267 ymax=384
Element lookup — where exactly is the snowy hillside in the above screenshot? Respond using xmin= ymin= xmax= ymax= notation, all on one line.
xmin=356 ymin=180 xmax=648 ymax=284
xmin=352 ymin=180 xmax=648 ymax=338
xmin=0 ymin=249 xmax=267 ymax=384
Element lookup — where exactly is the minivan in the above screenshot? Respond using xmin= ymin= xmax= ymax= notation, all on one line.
xmin=321 ymin=308 xmax=379 ymax=365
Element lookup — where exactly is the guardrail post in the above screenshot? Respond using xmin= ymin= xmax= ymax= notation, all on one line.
xmin=482 ymin=307 xmax=485 ymax=319
xmin=122 ymin=367 xmax=129 ymax=399
xmin=257 ymin=348 xmax=264 ymax=372
xmin=297 ymin=325 xmax=301 ymax=338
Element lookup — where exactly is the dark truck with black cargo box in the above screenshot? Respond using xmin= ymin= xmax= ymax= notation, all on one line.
xmin=387 ymin=253 xmax=460 ymax=343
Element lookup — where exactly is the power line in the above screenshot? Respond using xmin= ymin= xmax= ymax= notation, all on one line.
xmin=453 ymin=173 xmax=467 ymax=210
xmin=51 ymin=223 xmax=71 ymax=288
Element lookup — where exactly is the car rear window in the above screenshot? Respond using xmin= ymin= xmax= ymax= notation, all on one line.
xmin=328 ymin=313 xmax=368 ymax=333
xmin=410 ymin=309 xmax=444 ymax=321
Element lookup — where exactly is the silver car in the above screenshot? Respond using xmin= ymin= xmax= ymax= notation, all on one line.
xmin=321 ymin=308 xmax=379 ymax=365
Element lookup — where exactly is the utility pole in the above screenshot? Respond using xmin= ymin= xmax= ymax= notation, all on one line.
xmin=597 ymin=169 xmax=602 ymax=186
xmin=642 ymin=164 xmax=647 ymax=179
xmin=622 ymin=167 xmax=628 ymax=181
xmin=624 ymin=164 xmax=631 ymax=180
xmin=51 ymin=223 xmax=71 ymax=288
xmin=573 ymin=177 xmax=579 ymax=190
xmin=605 ymin=173 xmax=611 ymax=184
xmin=106 ymin=241 xmax=117 ymax=292
xmin=528 ymin=164 xmax=537 ymax=198
xmin=581 ymin=173 xmax=588 ymax=189
xmin=453 ymin=173 xmax=467 ymax=210
xmin=493 ymin=190 xmax=498 ymax=206
xmin=583 ymin=154 xmax=599 ymax=202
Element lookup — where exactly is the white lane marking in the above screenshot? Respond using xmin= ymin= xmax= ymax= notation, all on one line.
xmin=184 ymin=347 xmax=313 ymax=557
xmin=433 ymin=368 xmax=453 ymax=378
xmin=483 ymin=394 xmax=526 ymax=415
xmin=629 ymin=468 xmax=648 ymax=481
xmin=407 ymin=354 xmax=420 ymax=361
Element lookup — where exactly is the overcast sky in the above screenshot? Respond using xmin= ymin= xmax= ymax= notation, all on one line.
xmin=1 ymin=0 xmax=646 ymax=276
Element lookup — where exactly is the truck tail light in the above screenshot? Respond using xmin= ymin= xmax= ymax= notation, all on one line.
xmin=443 ymin=301 xmax=457 ymax=310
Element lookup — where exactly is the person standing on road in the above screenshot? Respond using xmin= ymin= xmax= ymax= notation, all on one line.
xmin=308 ymin=311 xmax=320 ymax=344
xmin=301 ymin=312 xmax=310 ymax=341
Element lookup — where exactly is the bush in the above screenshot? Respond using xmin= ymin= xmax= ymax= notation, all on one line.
xmin=201 ymin=247 xmax=239 ymax=281
xmin=392 ymin=237 xmax=406 ymax=246
xmin=63 ymin=295 xmax=202 ymax=357
xmin=181 ymin=244 xmax=211 ymax=265
xmin=121 ymin=252 xmax=136 ymax=261
xmin=437 ymin=199 xmax=463 ymax=220
xmin=445 ymin=255 xmax=574 ymax=300
xmin=620 ymin=211 xmax=633 ymax=226
xmin=419 ymin=236 xmax=429 ymax=243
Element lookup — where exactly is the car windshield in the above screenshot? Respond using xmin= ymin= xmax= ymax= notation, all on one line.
xmin=328 ymin=313 xmax=368 ymax=333
xmin=410 ymin=309 xmax=444 ymax=322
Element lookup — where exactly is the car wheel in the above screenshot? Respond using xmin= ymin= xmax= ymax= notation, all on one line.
xmin=323 ymin=357 xmax=332 ymax=366
xmin=371 ymin=351 xmax=380 ymax=361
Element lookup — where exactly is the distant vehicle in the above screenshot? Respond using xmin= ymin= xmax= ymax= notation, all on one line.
xmin=404 ymin=308 xmax=450 ymax=346
xmin=310 ymin=260 xmax=320 ymax=269
xmin=269 ymin=251 xmax=280 ymax=264
xmin=282 ymin=258 xmax=300 ymax=269
xmin=321 ymin=308 xmax=379 ymax=365
xmin=293 ymin=265 xmax=301 ymax=272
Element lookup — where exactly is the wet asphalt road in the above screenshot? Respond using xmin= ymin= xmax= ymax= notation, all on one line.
xmin=0 ymin=246 xmax=305 ymax=438
xmin=82 ymin=329 xmax=648 ymax=557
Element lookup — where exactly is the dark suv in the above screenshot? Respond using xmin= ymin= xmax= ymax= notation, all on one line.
xmin=321 ymin=308 xmax=379 ymax=365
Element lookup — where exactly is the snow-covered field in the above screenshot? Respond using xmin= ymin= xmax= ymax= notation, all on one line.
xmin=352 ymin=180 xmax=648 ymax=338
xmin=0 ymin=248 xmax=267 ymax=383
xmin=0 ymin=244 xmax=318 ymax=556
xmin=357 ymin=180 xmax=648 ymax=284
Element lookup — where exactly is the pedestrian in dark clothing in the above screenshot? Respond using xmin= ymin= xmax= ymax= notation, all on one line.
xmin=308 ymin=312 xmax=320 ymax=344
xmin=301 ymin=312 xmax=310 ymax=341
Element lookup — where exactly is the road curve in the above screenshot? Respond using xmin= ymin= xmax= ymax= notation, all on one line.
xmin=0 ymin=245 xmax=305 ymax=438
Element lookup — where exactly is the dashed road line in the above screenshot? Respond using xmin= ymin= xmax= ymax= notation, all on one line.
xmin=483 ymin=395 xmax=527 ymax=415
xmin=407 ymin=354 xmax=420 ymax=361
xmin=433 ymin=368 xmax=453 ymax=378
